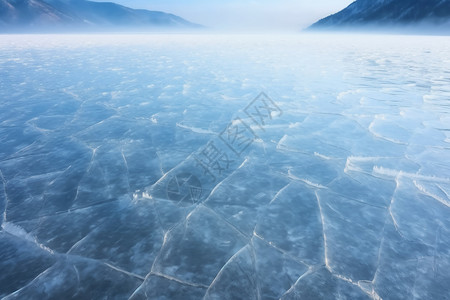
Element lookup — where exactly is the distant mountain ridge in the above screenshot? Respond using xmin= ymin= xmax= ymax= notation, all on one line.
xmin=0 ymin=0 xmax=202 ymax=32
xmin=308 ymin=0 xmax=450 ymax=32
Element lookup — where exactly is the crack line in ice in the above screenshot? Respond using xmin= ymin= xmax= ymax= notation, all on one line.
xmin=325 ymin=188 xmax=387 ymax=209
xmin=86 ymin=146 xmax=100 ymax=173
xmin=315 ymin=191 xmax=331 ymax=272
xmin=275 ymin=134 xmax=289 ymax=151
xmin=155 ymin=151 xmax=166 ymax=175
xmin=286 ymin=169 xmax=327 ymax=189
xmin=148 ymin=153 xmax=196 ymax=191
xmin=176 ymin=122 xmax=215 ymax=135
xmin=202 ymin=205 xmax=251 ymax=240
xmin=371 ymin=290 xmax=383 ymax=300
xmin=334 ymin=263 xmax=381 ymax=298
xmin=1 ymin=169 xmax=8 ymax=223
xmin=4 ymin=243 xmax=146 ymax=294
xmin=410 ymin=258 xmax=422 ymax=299
xmin=148 ymin=205 xmax=218 ymax=280
xmin=21 ymin=197 xmax=126 ymax=223
xmin=151 ymin=272 xmax=209 ymax=288
xmin=149 ymin=230 xmax=172 ymax=276
xmin=73 ymin=265 xmax=81 ymax=291
xmin=248 ymin=238 xmax=262 ymax=300
xmin=413 ymin=180 xmax=450 ymax=207
xmin=73 ymin=184 xmax=81 ymax=203
xmin=38 ymin=165 xmax=74 ymax=217
xmin=203 ymin=245 xmax=249 ymax=299
xmin=368 ymin=119 xmax=408 ymax=145
xmin=331 ymin=256 xmax=383 ymax=299
xmin=66 ymin=253 xmax=147 ymax=282
xmin=146 ymin=203 xmax=168 ymax=247
xmin=332 ymin=273 xmax=359 ymax=286
xmin=1 ymin=222 xmax=54 ymax=254
xmin=371 ymin=213 xmax=390 ymax=284
xmin=432 ymin=226 xmax=441 ymax=278
xmin=1 ymin=151 xmax=55 ymax=163
xmin=185 ymin=204 xmax=202 ymax=223
xmin=373 ymin=166 xmax=450 ymax=183
xmin=66 ymin=222 xmax=105 ymax=254
xmin=13 ymin=169 xmax=67 ymax=183
xmin=104 ymin=262 xmax=145 ymax=280
xmin=387 ymin=176 xmax=408 ymax=240
xmin=2 ymin=221 xmax=35 ymax=242
xmin=268 ymin=183 xmax=290 ymax=205
xmin=203 ymin=158 xmax=250 ymax=203
xmin=48 ymin=165 xmax=72 ymax=186
xmin=344 ymin=156 xmax=396 ymax=174
xmin=120 ymin=148 xmax=131 ymax=193
xmin=71 ymin=115 xmax=115 ymax=137
xmin=128 ymin=286 xmax=145 ymax=300
xmin=437 ymin=184 xmax=450 ymax=199
xmin=314 ymin=152 xmax=333 ymax=160
xmin=279 ymin=266 xmax=317 ymax=298
xmin=1 ymin=140 xmax=40 ymax=161
xmin=2 ymin=264 xmax=55 ymax=299
xmin=252 ymin=232 xmax=310 ymax=268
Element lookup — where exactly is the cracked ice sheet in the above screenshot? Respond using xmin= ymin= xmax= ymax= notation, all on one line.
xmin=1 ymin=34 xmax=450 ymax=299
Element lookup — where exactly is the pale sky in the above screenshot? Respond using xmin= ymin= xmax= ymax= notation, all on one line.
xmin=95 ymin=0 xmax=355 ymax=31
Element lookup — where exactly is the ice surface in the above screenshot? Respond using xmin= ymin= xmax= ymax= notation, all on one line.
xmin=0 ymin=34 xmax=450 ymax=299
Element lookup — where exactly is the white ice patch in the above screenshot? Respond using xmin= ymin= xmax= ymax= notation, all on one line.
xmin=176 ymin=123 xmax=214 ymax=134
xmin=373 ymin=166 xmax=450 ymax=183
xmin=2 ymin=222 xmax=35 ymax=242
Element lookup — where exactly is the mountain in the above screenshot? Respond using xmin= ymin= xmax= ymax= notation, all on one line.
xmin=308 ymin=0 xmax=450 ymax=33
xmin=0 ymin=0 xmax=202 ymax=32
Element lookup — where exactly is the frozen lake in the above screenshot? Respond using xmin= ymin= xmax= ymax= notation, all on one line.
xmin=0 ymin=34 xmax=449 ymax=299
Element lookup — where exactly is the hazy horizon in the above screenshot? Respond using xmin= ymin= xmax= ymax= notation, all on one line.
xmin=92 ymin=0 xmax=354 ymax=31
